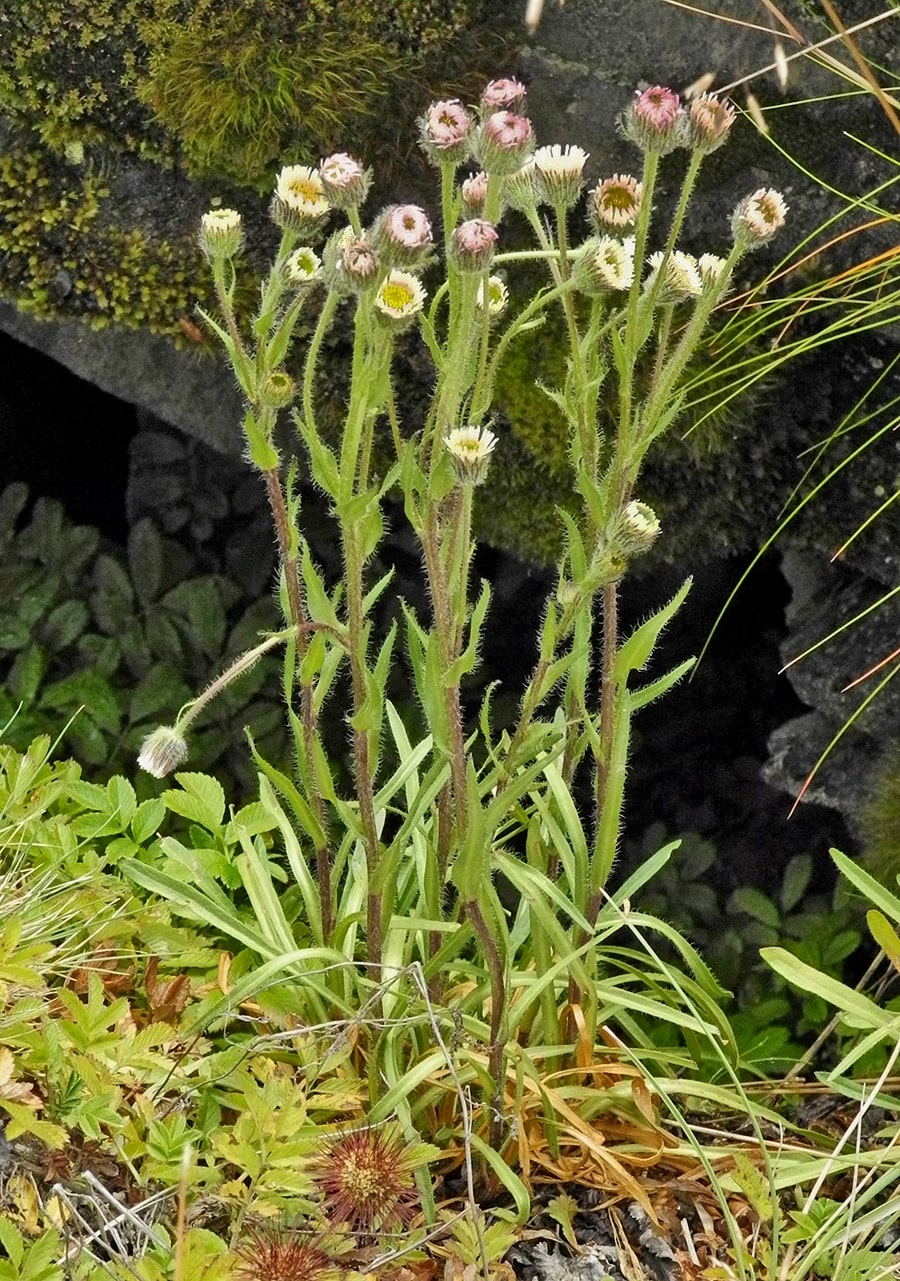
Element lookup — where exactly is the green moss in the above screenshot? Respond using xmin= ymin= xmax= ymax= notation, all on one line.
xmin=138 ymin=6 xmax=401 ymax=190
xmin=0 ymin=137 xmax=214 ymax=337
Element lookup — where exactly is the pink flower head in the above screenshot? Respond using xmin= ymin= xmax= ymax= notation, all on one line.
xmin=319 ymin=152 xmax=371 ymax=209
xmin=461 ymin=170 xmax=489 ymax=216
xmin=635 ymin=85 xmax=681 ymax=130
xmin=450 ymin=218 xmax=499 ymax=271
xmin=688 ymin=94 xmax=736 ymax=154
xmin=476 ymin=111 xmax=535 ymax=175
xmin=419 ymin=99 xmax=474 ymax=165
xmin=731 ymin=187 xmax=788 ymax=251
xmin=373 ymin=203 xmax=434 ymax=267
xmin=620 ymin=85 xmax=686 ymax=154
xmin=481 ymin=77 xmax=527 ymax=114
xmin=589 ymin=174 xmax=643 ymax=230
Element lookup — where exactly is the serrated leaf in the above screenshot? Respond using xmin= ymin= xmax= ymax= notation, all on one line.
xmin=8 ymin=645 xmax=48 ymax=705
xmin=129 ymin=663 xmax=189 ymax=725
xmin=107 ymin=775 xmax=137 ymax=827
xmin=92 ymin=553 xmax=136 ymax=632
xmin=40 ymin=669 xmax=122 ymax=734
xmin=132 ymin=797 xmax=167 ymax=843
xmin=729 ymin=887 xmax=780 ymax=928
xmin=780 ymin=853 xmax=813 ymax=913
xmin=162 ymin=578 xmax=226 ymax=655
xmin=41 ymin=599 xmax=89 ymax=649
xmin=169 ymin=772 xmax=226 ymax=829
xmin=128 ymin=519 xmax=164 ymax=607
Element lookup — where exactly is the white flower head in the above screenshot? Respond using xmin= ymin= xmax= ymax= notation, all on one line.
xmin=697 ymin=252 xmax=731 ymax=294
xmin=271 ymin=165 xmax=331 ymax=232
xmin=576 ymin=235 xmax=635 ymax=295
xmin=276 ymin=165 xmax=330 ymax=216
xmin=445 ymin=424 xmax=498 ymax=486
xmin=375 ymin=269 xmax=427 ymax=329
xmin=732 ymin=187 xmax=788 ymax=250
xmin=199 ymin=207 xmax=243 ymax=260
xmin=285 ymin=246 xmax=322 ymax=286
xmin=138 ymin=725 xmax=189 ymax=779
xmin=645 ymin=249 xmax=702 ymax=302
xmin=476 ymin=275 xmax=509 ymax=316
xmin=533 ymin=143 xmax=589 ymax=207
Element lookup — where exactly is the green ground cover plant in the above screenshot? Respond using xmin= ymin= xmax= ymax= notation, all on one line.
xmin=3 ymin=59 xmax=900 ymax=1281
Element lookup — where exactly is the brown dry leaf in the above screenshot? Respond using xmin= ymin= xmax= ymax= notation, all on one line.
xmin=145 ymin=956 xmax=191 ymax=1025
xmin=0 ymin=1046 xmax=42 ymax=1108
xmin=443 ymin=1258 xmax=477 ymax=1281
xmin=67 ymin=943 xmax=134 ymax=998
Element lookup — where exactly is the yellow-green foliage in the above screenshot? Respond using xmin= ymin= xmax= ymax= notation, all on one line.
xmin=0 ymin=140 xmax=212 ymax=337
xmin=0 ymin=0 xmax=502 ymax=333
xmin=139 ymin=7 xmax=399 ymax=190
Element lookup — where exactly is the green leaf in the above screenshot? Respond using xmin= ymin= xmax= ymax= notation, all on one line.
xmin=627 ymin=655 xmax=695 ymax=710
xmin=832 ymin=847 xmax=900 ymax=924
xmin=165 ymin=772 xmax=226 ymax=830
xmin=546 ymin=1193 xmax=580 ymax=1248
xmin=40 ymin=668 xmax=122 ymax=733
xmin=41 ymin=599 xmax=89 ymax=649
xmin=128 ymin=519 xmax=164 ymax=607
xmin=129 ymin=663 xmax=190 ymax=725
xmin=780 ymin=853 xmax=813 ymax=913
xmin=162 ymin=578 xmax=226 ymax=655
xmin=867 ymin=909 xmax=900 ymax=964
xmin=614 ymin=577 xmax=691 ymax=682
xmin=92 ymin=552 xmax=136 ymax=632
xmin=107 ymin=775 xmax=137 ymax=827
xmin=131 ymin=796 xmax=166 ymax=841
xmin=729 ymin=887 xmax=780 ymax=929
xmin=760 ymin=947 xmax=893 ymax=1029
xmin=8 ymin=645 xmax=48 ymax=705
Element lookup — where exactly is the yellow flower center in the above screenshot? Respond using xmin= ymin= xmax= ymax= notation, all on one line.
xmin=289 ymin=178 xmax=321 ymax=204
xmin=381 ymin=282 xmax=413 ymax=310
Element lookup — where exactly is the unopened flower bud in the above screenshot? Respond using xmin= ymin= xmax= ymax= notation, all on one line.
xmin=259 ymin=369 xmax=296 ymax=409
xmin=371 ymin=204 xmax=434 ymax=268
xmin=617 ymin=500 xmax=661 ymax=556
xmin=271 ymin=165 xmax=331 ymax=235
xmin=341 ymin=235 xmax=380 ymax=290
xmin=619 ymin=85 xmax=686 ymax=155
xmin=375 ymin=269 xmax=426 ymax=330
xmin=589 ymin=174 xmax=642 ymax=231
xmin=476 ymin=275 xmax=509 ymax=316
xmin=445 ymin=424 xmax=498 ymax=486
xmin=688 ymin=94 xmax=735 ymax=154
xmin=503 ymin=160 xmax=539 ymax=213
xmin=461 ymin=170 xmax=489 ymax=218
xmin=475 ymin=111 xmax=535 ymax=176
xmin=731 ymin=187 xmax=788 ymax=251
xmin=284 ymin=246 xmax=322 ymax=287
xmin=199 ymin=208 xmax=243 ymax=260
xmin=319 ymin=152 xmax=372 ymax=210
xmin=644 ymin=249 xmax=702 ymax=302
xmin=450 ymin=218 xmax=499 ymax=272
xmin=138 ymin=725 xmax=189 ymax=778
xmin=575 ymin=236 xmax=635 ymax=295
xmin=481 ymin=77 xmax=527 ymax=114
xmin=419 ymin=99 xmax=474 ymax=166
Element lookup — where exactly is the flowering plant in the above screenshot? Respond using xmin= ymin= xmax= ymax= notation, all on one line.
xmin=133 ymin=81 xmax=785 ymax=1153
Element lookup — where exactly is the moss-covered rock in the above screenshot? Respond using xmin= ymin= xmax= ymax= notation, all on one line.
xmin=0 ymin=0 xmax=510 ymax=338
